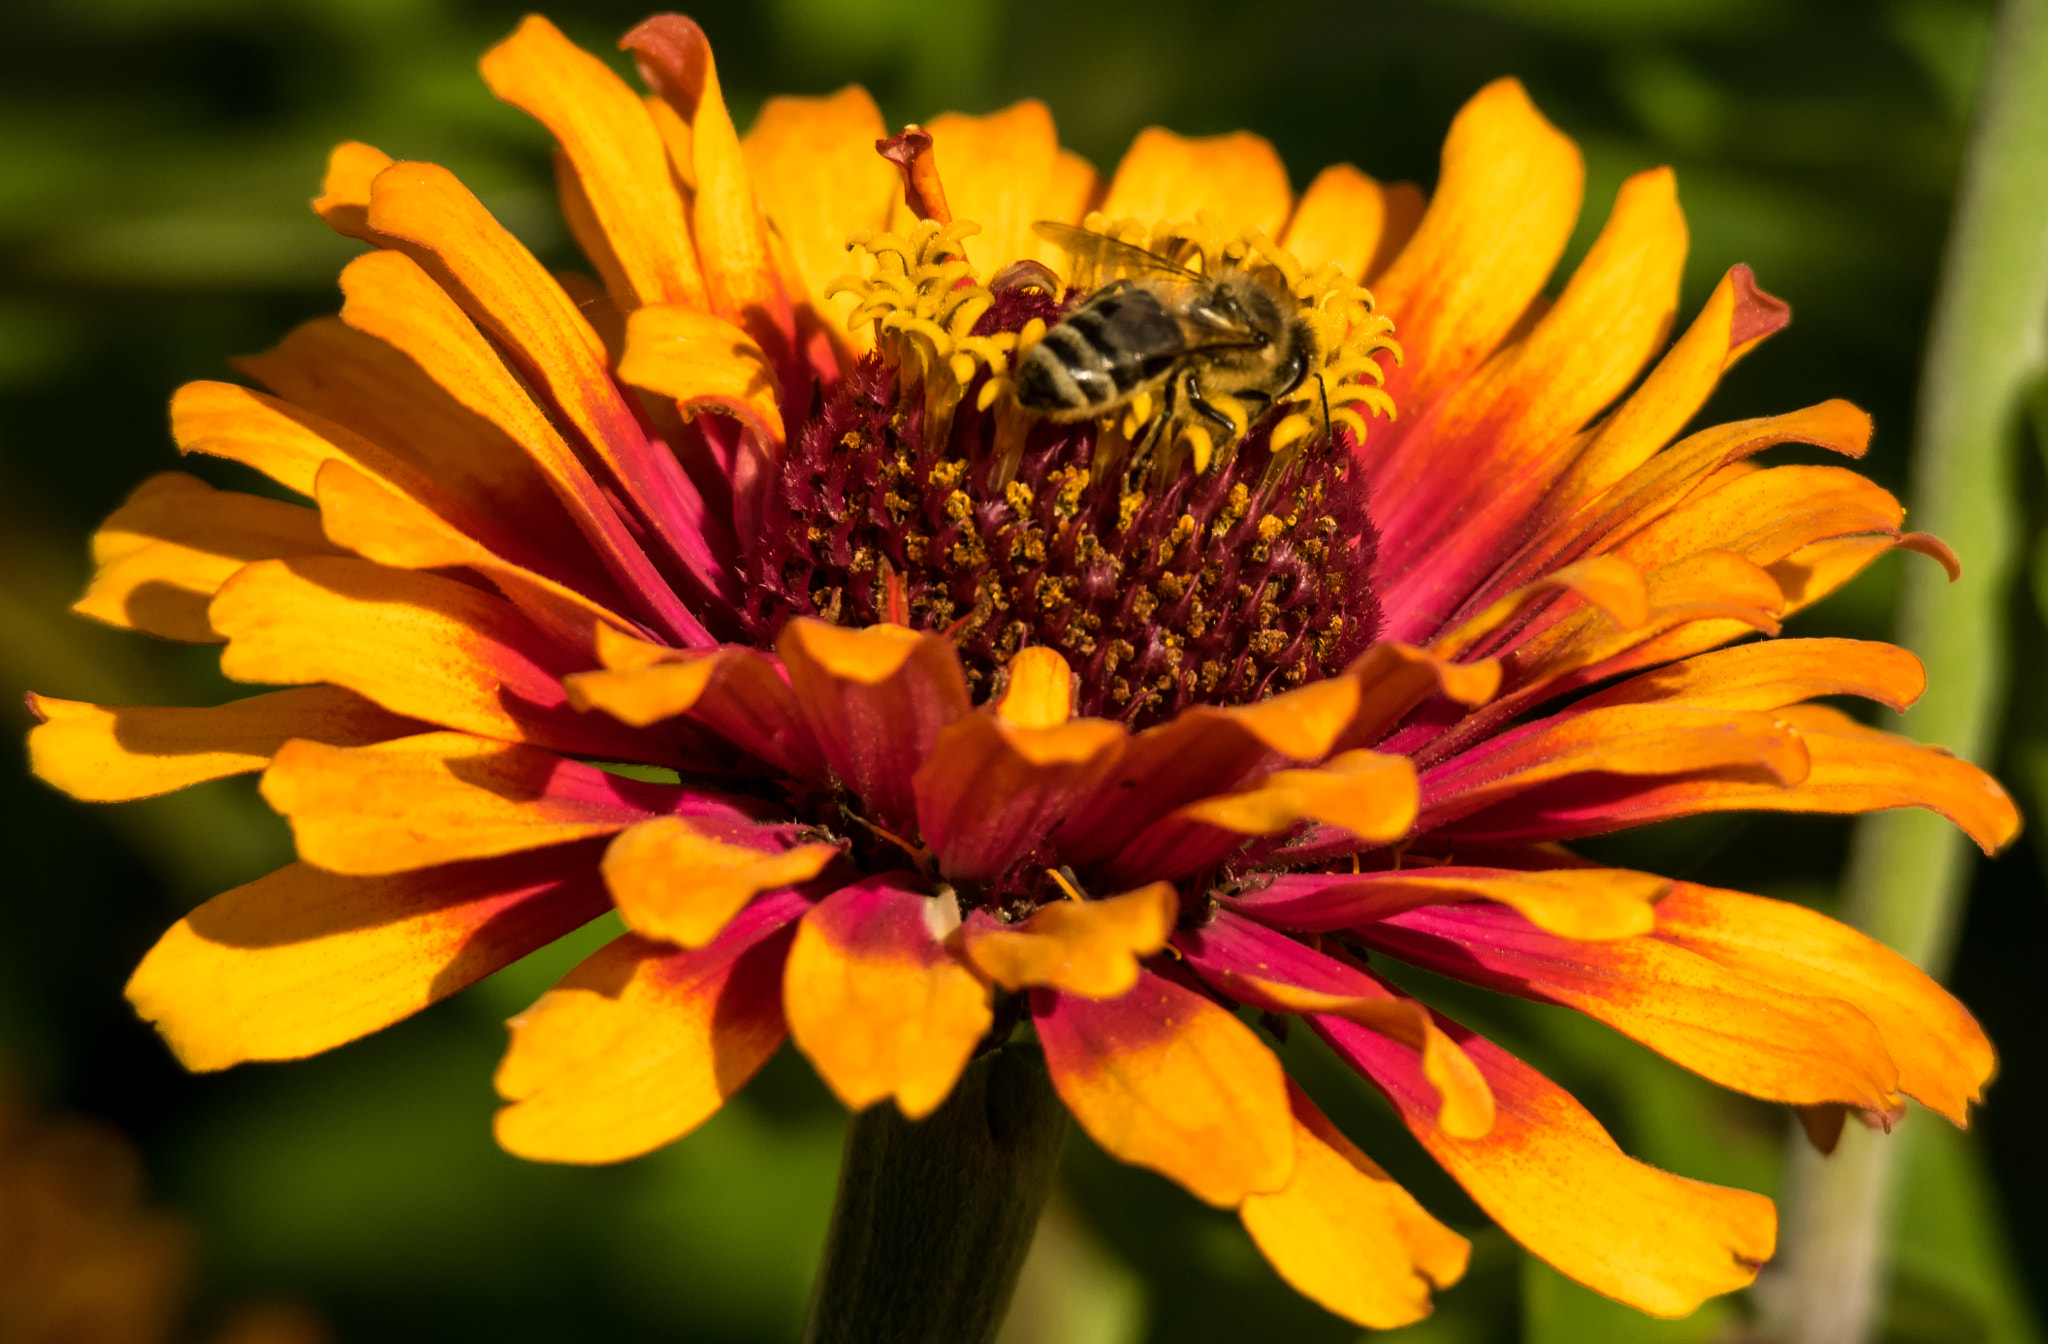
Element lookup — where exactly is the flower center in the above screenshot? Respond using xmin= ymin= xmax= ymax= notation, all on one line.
xmin=738 ymin=216 xmax=1401 ymax=726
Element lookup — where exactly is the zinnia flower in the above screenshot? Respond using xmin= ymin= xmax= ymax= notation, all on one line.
xmin=28 ymin=13 xmax=2018 ymax=1328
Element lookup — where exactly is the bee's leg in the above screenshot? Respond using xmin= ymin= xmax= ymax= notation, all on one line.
xmin=1317 ymin=372 xmax=1331 ymax=448
xmin=1183 ymin=372 xmax=1239 ymax=436
xmin=1127 ymin=373 xmax=1180 ymax=491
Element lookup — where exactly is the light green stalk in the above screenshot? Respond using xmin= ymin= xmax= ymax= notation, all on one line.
xmin=1757 ymin=1 xmax=2048 ymax=1340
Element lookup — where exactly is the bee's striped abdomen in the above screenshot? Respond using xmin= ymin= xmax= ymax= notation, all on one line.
xmin=1017 ymin=284 xmax=1184 ymax=417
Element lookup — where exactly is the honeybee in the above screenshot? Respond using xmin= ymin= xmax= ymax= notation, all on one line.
xmin=1016 ymin=221 xmax=1321 ymax=457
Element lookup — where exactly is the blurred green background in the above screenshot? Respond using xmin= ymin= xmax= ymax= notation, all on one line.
xmin=4 ymin=0 xmax=2048 ymax=1340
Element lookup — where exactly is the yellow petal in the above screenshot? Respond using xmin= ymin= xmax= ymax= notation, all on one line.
xmin=958 ymin=883 xmax=1177 ymax=999
xmin=602 ymin=815 xmax=837 ymax=949
xmin=783 ymin=878 xmax=992 ymax=1118
xmin=1100 ymin=127 xmax=1292 ymax=239
xmin=27 ymin=685 xmax=420 ymax=802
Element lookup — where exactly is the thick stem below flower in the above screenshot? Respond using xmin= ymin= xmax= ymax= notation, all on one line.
xmin=802 ymin=1044 xmax=1068 ymax=1344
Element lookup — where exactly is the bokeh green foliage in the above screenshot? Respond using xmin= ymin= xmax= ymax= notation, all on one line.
xmin=3 ymin=0 xmax=2046 ymax=1340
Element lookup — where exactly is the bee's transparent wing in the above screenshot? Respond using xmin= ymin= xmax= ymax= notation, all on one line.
xmin=1031 ymin=221 xmax=1200 ymax=279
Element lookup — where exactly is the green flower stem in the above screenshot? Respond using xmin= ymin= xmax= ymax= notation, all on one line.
xmin=802 ymin=1043 xmax=1069 ymax=1344
xmin=1761 ymin=1 xmax=2048 ymax=1340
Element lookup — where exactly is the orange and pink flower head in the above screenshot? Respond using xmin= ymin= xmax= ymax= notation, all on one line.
xmin=25 ymin=12 xmax=2018 ymax=1330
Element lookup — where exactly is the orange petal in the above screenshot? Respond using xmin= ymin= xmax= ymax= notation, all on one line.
xmin=1034 ymin=969 xmax=1293 ymax=1207
xmin=957 ymin=883 xmax=1177 ymax=999
xmin=313 ymin=140 xmax=391 ymax=239
xmin=783 ymin=877 xmax=992 ymax=1118
xmin=233 ymin=317 xmax=592 ymax=571
xmin=1240 ymin=1083 xmax=1469 ymax=1329
xmin=1617 ymin=465 xmax=1901 ymax=577
xmin=494 ymin=893 xmax=802 ymax=1163
xmin=1055 ymin=674 xmax=1372 ymax=866
xmin=1374 ymin=167 xmax=1686 ymax=627
xmin=1099 ymin=127 xmax=1292 ymax=240
xmin=362 ymin=165 xmax=732 ymax=620
xmin=127 ymin=849 xmax=607 ymax=1071
xmin=1371 ymin=80 xmax=1583 ymax=410
xmin=777 ymin=619 xmax=970 ymax=831
xmin=74 ymin=471 xmax=341 ymax=643
xmin=1320 ymin=1013 xmax=1774 ymax=1317
xmin=1280 ymin=164 xmax=1391 ymax=282
xmin=1653 ymin=883 xmax=1996 ymax=1125
xmin=1333 ymin=640 xmax=1502 ymax=754
xmin=602 ymin=815 xmax=838 ymax=949
xmin=1454 ymin=703 xmax=2020 ymax=854
xmin=912 ymin=709 xmax=1124 ymax=881
xmin=623 ymin=17 xmax=790 ymax=350
xmin=1420 ymin=703 xmax=1810 ymax=830
xmin=1229 ymin=865 xmax=1666 ymax=941
xmin=996 ymin=645 xmax=1075 ymax=727
xmin=259 ymin=732 xmax=679 ymax=874
xmin=210 ymin=555 xmax=637 ymax=758
xmin=311 ymin=458 xmax=644 ymax=660
xmin=336 ymin=249 xmax=706 ymax=644
xmin=1544 ymin=265 xmax=1792 ymax=519
xmin=482 ymin=15 xmax=705 ymax=311
xmin=618 ymin=302 xmax=784 ymax=445
xmin=27 ymin=685 xmax=421 ymax=802
xmin=1430 ymin=554 xmax=1649 ymax=662
xmin=1575 ymin=638 xmax=1924 ymax=715
xmin=1368 ymin=903 xmax=1902 ymax=1111
xmin=566 ymin=631 xmax=827 ymax=781
xmin=742 ymin=87 xmax=899 ymax=348
xmin=1177 ymin=911 xmax=1493 ymax=1139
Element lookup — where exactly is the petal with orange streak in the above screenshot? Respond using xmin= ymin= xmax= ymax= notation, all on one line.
xmin=784 ymin=876 xmax=992 ymax=1119
xmin=1034 ymin=969 xmax=1293 ymax=1207
xmin=1366 ymin=902 xmax=1901 ymax=1110
xmin=494 ymin=892 xmax=803 ymax=1163
xmin=1376 ymin=167 xmax=1686 ymax=633
xmin=603 ymin=815 xmax=839 ymax=949
xmin=365 ymin=163 xmax=736 ymax=613
xmin=209 ymin=555 xmax=641 ymax=759
xmin=1177 ymin=912 xmax=1495 ymax=1140
xmin=1317 ymin=1010 xmax=1774 ymax=1317
xmin=259 ymin=731 xmax=755 ymax=875
xmin=1241 ymin=1082 xmax=1469 ymax=1329
xmin=1099 ymin=127 xmax=1292 ymax=241
xmin=127 ymin=847 xmax=609 ymax=1071
xmin=1370 ymin=80 xmax=1583 ymax=411
xmin=1652 ymin=883 xmax=1995 ymax=1125
xmin=1107 ymin=750 xmax=1417 ymax=884
xmin=912 ymin=711 xmax=1124 ymax=881
xmin=1574 ymin=638 xmax=1924 ymax=716
xmin=623 ymin=17 xmax=791 ymax=351
xmin=958 ymin=883 xmax=1177 ymax=999
xmin=1417 ymin=703 xmax=1811 ymax=832
xmin=335 ymin=249 xmax=708 ymax=644
xmin=566 ymin=632 xmax=827 ymax=781
xmin=483 ymin=15 xmax=705 ymax=312
xmin=619 ymin=302 xmax=785 ymax=445
xmin=1447 ymin=703 xmax=2019 ymax=854
xmin=311 ymin=458 xmax=646 ymax=662
xmin=27 ymin=685 xmax=422 ymax=802
xmin=1331 ymin=640 xmax=1502 ymax=754
xmin=74 ymin=471 xmax=342 ymax=643
xmin=743 ymin=87 xmax=899 ymax=345
xmin=1226 ymin=865 xmax=1667 ymax=941
xmin=1280 ymin=164 xmax=1389 ymax=282
xmin=1054 ymin=675 xmax=1368 ymax=865
xmin=1544 ymin=265 xmax=1792 ymax=519
xmin=234 ymin=317 xmax=591 ymax=570
xmin=777 ymin=619 xmax=970 ymax=831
